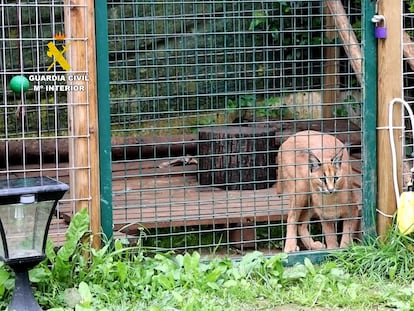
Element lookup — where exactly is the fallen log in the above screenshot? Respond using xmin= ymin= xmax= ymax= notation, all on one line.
xmin=111 ymin=135 xmax=197 ymax=160
xmin=0 ymin=138 xmax=70 ymax=167
xmin=0 ymin=135 xmax=198 ymax=167
xmin=0 ymin=120 xmax=360 ymax=167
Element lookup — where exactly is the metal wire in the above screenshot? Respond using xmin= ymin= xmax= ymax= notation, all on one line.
xmin=107 ymin=0 xmax=364 ymax=255
xmin=0 ymin=0 xmax=92 ymax=246
xmin=403 ymin=5 xmax=414 ymax=189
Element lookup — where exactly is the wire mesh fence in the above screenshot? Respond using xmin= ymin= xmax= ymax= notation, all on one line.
xmin=403 ymin=3 xmax=414 ymax=190
xmin=107 ymin=0 xmax=365 ymax=254
xmin=0 ymin=1 xmax=95 ymax=245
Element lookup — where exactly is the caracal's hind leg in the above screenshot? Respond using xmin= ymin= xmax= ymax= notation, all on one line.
xmin=284 ymin=194 xmax=308 ymax=253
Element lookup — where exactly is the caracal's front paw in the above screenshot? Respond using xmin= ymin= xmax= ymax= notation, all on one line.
xmin=284 ymin=240 xmax=300 ymax=253
xmin=339 ymin=236 xmax=352 ymax=248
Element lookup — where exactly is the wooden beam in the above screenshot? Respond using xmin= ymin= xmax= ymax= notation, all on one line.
xmin=325 ymin=0 xmax=363 ymax=85
xmin=376 ymin=2 xmax=403 ymax=237
xmin=86 ymin=0 xmax=101 ymax=249
xmin=323 ymin=3 xmax=340 ymax=118
xmin=65 ymin=0 xmax=101 ymax=248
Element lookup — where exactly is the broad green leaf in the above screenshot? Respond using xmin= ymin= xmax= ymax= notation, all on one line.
xmin=248 ymin=10 xmax=268 ymax=31
xmin=183 ymin=252 xmax=200 ymax=272
xmin=389 ymin=265 xmax=397 ymax=281
xmin=57 ymin=208 xmax=90 ymax=261
xmin=78 ymin=281 xmax=92 ymax=306
xmin=223 ymin=279 xmax=238 ymax=288
xmin=29 ymin=266 xmax=51 ymax=283
xmin=64 ymin=287 xmax=81 ymax=308
xmin=304 ymin=258 xmax=316 ymax=276
xmin=0 ymin=269 xmax=10 ymax=284
xmin=282 ymin=264 xmax=308 ymax=280
xmin=45 ymin=239 xmax=57 ymax=262
xmin=205 ymin=267 xmax=223 ymax=283
xmin=117 ymin=261 xmax=127 ymax=282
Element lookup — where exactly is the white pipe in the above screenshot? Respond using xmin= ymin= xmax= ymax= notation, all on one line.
xmin=388 ymin=98 xmax=414 ymax=207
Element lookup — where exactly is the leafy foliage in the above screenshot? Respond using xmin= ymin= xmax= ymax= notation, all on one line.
xmin=228 ymin=94 xmax=291 ymax=121
xmin=2 ymin=210 xmax=414 ymax=310
xmin=409 ymin=0 xmax=414 ymax=13
xmin=333 ymin=226 xmax=414 ymax=282
xmin=249 ymin=2 xmax=327 ymax=62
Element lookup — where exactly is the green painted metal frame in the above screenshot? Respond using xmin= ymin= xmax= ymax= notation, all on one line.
xmin=94 ymin=0 xmax=378 ymax=257
xmin=95 ymin=0 xmax=113 ymax=241
xmin=361 ymin=0 xmax=378 ymax=241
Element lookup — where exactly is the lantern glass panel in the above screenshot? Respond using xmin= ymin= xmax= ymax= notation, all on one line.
xmin=0 ymin=200 xmax=54 ymax=260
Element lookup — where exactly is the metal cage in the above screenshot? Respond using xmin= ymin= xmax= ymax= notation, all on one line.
xmin=104 ymin=0 xmax=372 ymax=255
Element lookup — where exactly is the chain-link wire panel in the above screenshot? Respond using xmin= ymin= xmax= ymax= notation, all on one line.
xmin=108 ymin=0 xmax=364 ymax=255
xmin=403 ymin=3 xmax=414 ymax=191
xmin=0 ymin=1 xmax=95 ymax=245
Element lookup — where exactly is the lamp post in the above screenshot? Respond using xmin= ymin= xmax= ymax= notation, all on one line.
xmin=0 ymin=176 xmax=69 ymax=311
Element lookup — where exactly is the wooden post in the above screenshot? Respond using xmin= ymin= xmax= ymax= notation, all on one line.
xmin=65 ymin=0 xmax=101 ymax=248
xmin=376 ymin=2 xmax=403 ymax=237
xmin=323 ymin=3 xmax=340 ymax=118
xmin=325 ymin=0 xmax=363 ymax=86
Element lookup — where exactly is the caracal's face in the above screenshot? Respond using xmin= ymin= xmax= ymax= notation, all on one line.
xmin=310 ymin=164 xmax=344 ymax=194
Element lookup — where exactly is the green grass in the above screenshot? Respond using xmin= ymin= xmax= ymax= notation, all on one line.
xmin=0 ymin=210 xmax=413 ymax=310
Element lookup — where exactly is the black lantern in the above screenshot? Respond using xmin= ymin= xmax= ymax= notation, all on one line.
xmin=0 ymin=176 xmax=69 ymax=311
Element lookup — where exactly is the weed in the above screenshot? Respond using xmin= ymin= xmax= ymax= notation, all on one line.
xmin=332 ymin=226 xmax=414 ymax=282
xmin=1 ymin=209 xmax=412 ymax=310
xmin=228 ymin=94 xmax=289 ymax=121
xmin=409 ymin=0 xmax=414 ymax=13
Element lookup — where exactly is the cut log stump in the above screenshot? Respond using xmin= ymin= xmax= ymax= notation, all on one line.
xmin=198 ymin=126 xmax=277 ymax=190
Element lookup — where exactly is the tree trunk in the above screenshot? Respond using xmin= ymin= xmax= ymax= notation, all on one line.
xmin=198 ymin=126 xmax=277 ymax=190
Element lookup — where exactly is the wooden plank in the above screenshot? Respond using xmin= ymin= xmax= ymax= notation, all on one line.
xmin=325 ymin=0 xmax=362 ymax=85
xmin=112 ymin=173 xmax=288 ymax=233
xmin=9 ymin=152 xmax=362 ymax=246
xmin=68 ymin=152 xmax=360 ymax=235
xmin=114 ymin=200 xmax=288 ymax=234
xmin=48 ymin=218 xmax=69 ymax=247
xmin=85 ymin=0 xmax=101 ymax=249
xmin=65 ymin=1 xmax=90 ymax=213
xmin=323 ymin=3 xmax=340 ymax=118
xmin=64 ymin=0 xmax=101 ymax=248
xmin=109 ymin=159 xmax=361 ymax=235
xmin=376 ymin=1 xmax=403 ymax=237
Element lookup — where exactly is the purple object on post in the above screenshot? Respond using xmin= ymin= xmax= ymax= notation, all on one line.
xmin=375 ymin=26 xmax=387 ymax=39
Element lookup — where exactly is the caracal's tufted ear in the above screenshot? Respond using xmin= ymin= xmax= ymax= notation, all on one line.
xmin=306 ymin=150 xmax=321 ymax=173
xmin=331 ymin=146 xmax=347 ymax=169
